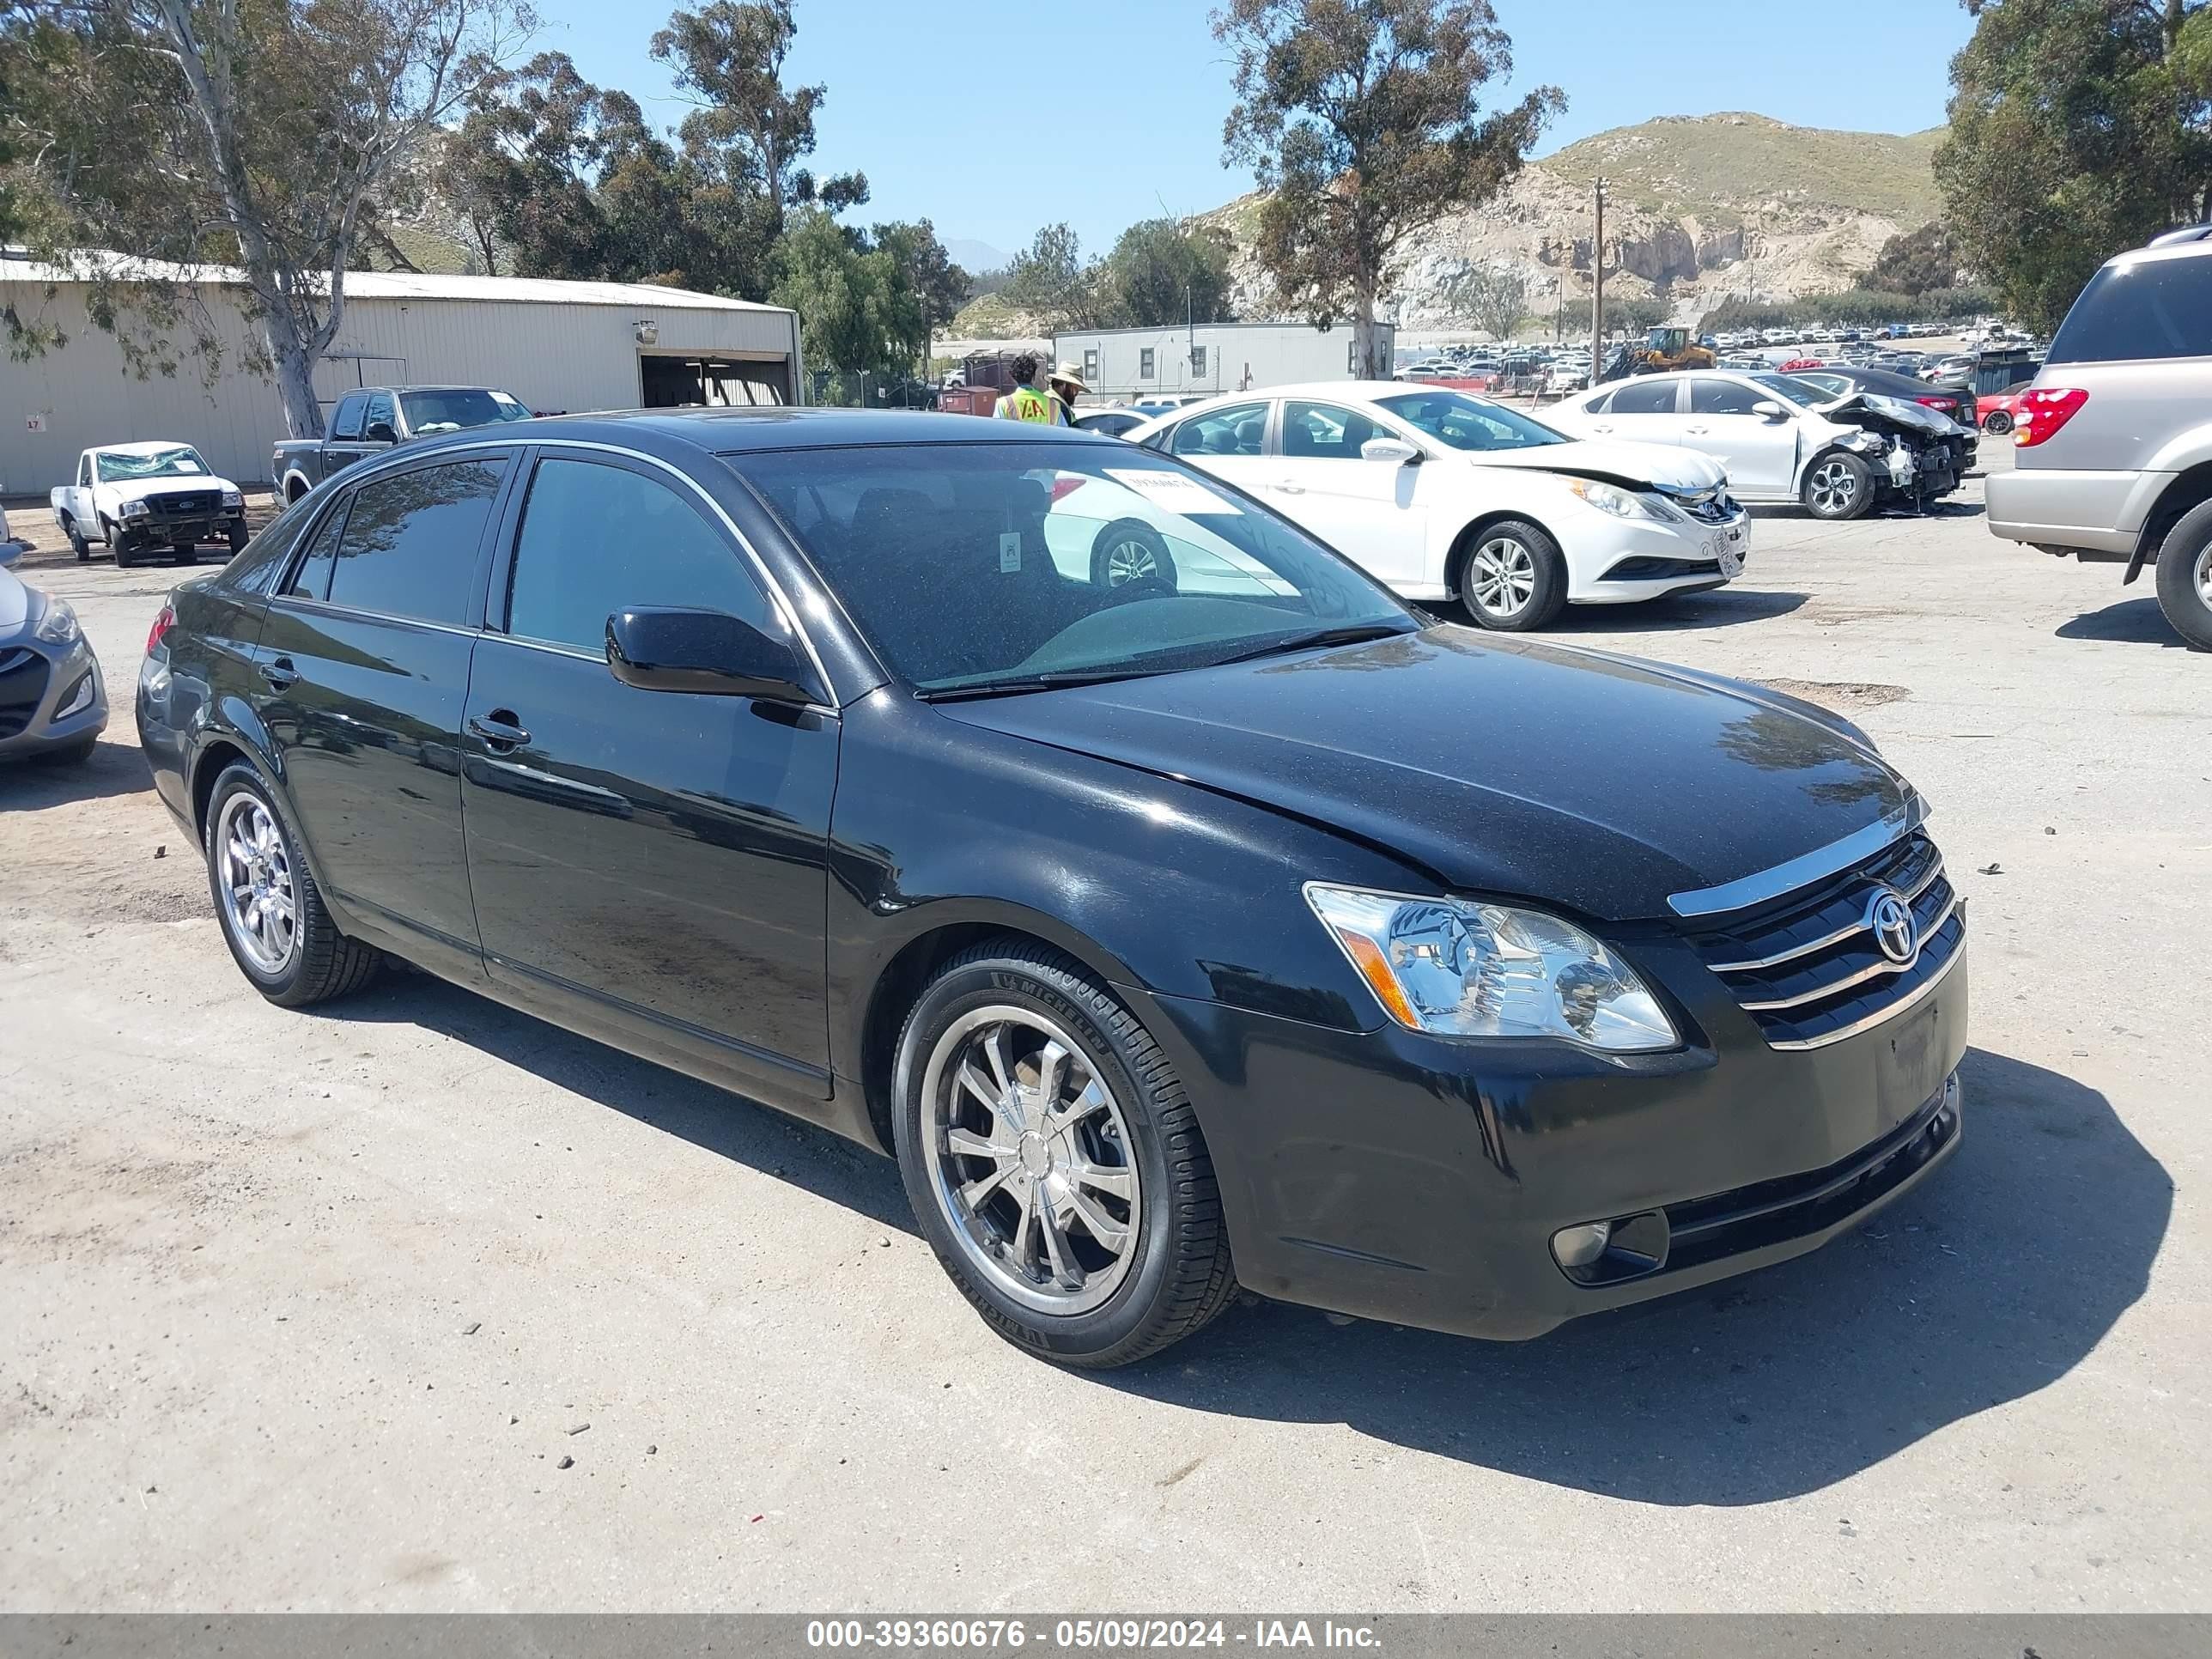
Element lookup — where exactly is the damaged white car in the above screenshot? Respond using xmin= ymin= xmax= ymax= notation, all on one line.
xmin=1548 ymin=370 xmax=1977 ymax=521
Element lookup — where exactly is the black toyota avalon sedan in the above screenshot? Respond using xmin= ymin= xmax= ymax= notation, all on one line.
xmin=138 ymin=409 xmax=1966 ymax=1367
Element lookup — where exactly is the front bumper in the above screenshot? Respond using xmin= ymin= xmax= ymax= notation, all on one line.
xmin=121 ymin=512 xmax=245 ymax=546
xmin=0 ymin=636 xmax=108 ymax=758
xmin=1128 ymin=927 xmax=1968 ymax=1341
xmin=1571 ymin=508 xmax=1749 ymax=605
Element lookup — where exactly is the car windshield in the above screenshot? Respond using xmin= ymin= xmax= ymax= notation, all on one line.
xmin=1374 ymin=391 xmax=1566 ymax=452
xmin=1751 ymin=374 xmax=1833 ymax=409
xmin=731 ymin=441 xmax=1413 ymax=695
xmin=398 ymin=388 xmax=532 ymax=434
xmin=96 ymin=446 xmax=210 ymax=482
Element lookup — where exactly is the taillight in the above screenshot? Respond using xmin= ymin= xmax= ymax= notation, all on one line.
xmin=2014 ymin=387 xmax=2088 ymax=447
xmin=1915 ymin=396 xmax=1955 ymax=413
xmin=1048 ymin=474 xmax=1086 ymax=505
xmin=145 ymin=601 xmax=175 ymax=658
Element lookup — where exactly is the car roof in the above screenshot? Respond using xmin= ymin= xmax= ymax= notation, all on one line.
xmin=395 ymin=405 xmax=1133 ymax=463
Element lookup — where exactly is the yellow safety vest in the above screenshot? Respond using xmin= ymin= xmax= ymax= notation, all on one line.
xmin=997 ymin=384 xmax=1057 ymax=423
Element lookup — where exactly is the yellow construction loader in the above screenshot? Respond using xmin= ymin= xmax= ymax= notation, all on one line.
xmin=1624 ymin=325 xmax=1714 ymax=375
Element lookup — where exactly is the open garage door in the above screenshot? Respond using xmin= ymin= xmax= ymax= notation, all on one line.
xmin=640 ymin=356 xmax=791 ymax=408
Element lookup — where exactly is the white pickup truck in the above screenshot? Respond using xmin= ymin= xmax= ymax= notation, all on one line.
xmin=50 ymin=441 xmax=250 ymax=568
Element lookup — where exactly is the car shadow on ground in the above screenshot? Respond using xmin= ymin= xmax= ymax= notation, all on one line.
xmin=1492 ymin=588 xmax=1810 ymax=635
xmin=1101 ymin=1046 xmax=2168 ymax=1506
xmin=317 ymin=969 xmax=921 ymax=1237
xmin=0 ymin=733 xmax=157 ymax=806
xmin=2056 ymin=597 xmax=2187 ymax=648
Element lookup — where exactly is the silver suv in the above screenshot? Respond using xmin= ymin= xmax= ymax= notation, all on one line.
xmin=1984 ymin=227 xmax=2212 ymax=648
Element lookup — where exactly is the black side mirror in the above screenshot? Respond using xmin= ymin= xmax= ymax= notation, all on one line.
xmin=605 ymin=606 xmax=817 ymax=704
xmin=365 ymin=422 xmax=398 ymax=443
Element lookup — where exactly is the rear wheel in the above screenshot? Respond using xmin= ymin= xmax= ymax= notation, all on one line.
xmin=892 ymin=941 xmax=1237 ymax=1368
xmin=1802 ymin=451 xmax=1874 ymax=520
xmin=2153 ymin=498 xmax=2212 ymax=651
xmin=1090 ymin=518 xmax=1177 ymax=590
xmin=1981 ymin=410 xmax=2013 ymax=436
xmin=1458 ymin=520 xmax=1568 ymax=631
xmin=204 ymin=763 xmax=382 ymax=1006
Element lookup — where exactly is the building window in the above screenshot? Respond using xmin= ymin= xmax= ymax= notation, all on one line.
xmin=1190 ymin=344 xmax=1208 ymax=377
xmin=1348 ymin=341 xmax=1358 ymax=374
xmin=1139 ymin=347 xmax=1156 ymax=379
xmin=1083 ymin=348 xmax=1099 ymax=386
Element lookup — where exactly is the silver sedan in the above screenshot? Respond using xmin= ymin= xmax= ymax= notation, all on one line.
xmin=0 ymin=525 xmax=108 ymax=764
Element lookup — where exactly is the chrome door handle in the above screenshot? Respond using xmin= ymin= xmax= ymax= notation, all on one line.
xmin=1273 ymin=481 xmax=1304 ymax=494
xmin=258 ymin=657 xmax=299 ymax=691
xmin=468 ymin=712 xmax=530 ymax=750
xmin=1592 ymin=424 xmax=1613 ymax=434
xmin=1686 ymin=425 xmax=1709 ymax=434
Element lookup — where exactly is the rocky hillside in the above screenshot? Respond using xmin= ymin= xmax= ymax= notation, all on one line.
xmin=1199 ymin=112 xmax=1948 ymax=331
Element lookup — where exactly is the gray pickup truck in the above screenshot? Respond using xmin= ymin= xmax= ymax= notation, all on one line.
xmin=271 ymin=385 xmax=532 ymax=503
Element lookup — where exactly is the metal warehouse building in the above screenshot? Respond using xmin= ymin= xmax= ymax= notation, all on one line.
xmin=0 ymin=257 xmax=802 ymax=491
xmin=1049 ymin=319 xmax=1395 ymax=403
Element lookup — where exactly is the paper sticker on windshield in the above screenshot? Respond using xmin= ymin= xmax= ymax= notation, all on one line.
xmin=999 ymin=532 xmax=1022 ymax=573
xmin=1105 ymin=468 xmax=1241 ymax=517
xmin=489 ymin=391 xmax=520 ymax=407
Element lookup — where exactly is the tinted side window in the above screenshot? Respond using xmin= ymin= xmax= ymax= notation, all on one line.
xmin=505 ymin=458 xmax=772 ymax=652
xmin=1169 ymin=401 xmax=1268 ymax=457
xmin=224 ymin=497 xmax=315 ymax=597
xmin=1578 ymin=390 xmax=1614 ymax=416
xmin=1282 ymin=401 xmax=1386 ymax=459
xmin=286 ymin=499 xmax=349 ymax=600
xmin=2048 ymin=257 xmax=2212 ymax=363
xmin=330 ymin=393 xmax=366 ymax=441
xmin=1608 ymin=380 xmax=1680 ymax=415
xmin=325 ymin=459 xmax=507 ymax=625
xmin=1688 ymin=378 xmax=1765 ymax=415
xmin=363 ymin=392 xmax=397 ymax=440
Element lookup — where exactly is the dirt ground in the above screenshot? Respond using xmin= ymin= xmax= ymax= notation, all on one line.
xmin=3 ymin=450 xmax=2209 ymax=1613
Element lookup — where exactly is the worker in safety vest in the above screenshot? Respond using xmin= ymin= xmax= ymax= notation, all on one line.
xmin=994 ymin=351 xmax=1066 ymax=424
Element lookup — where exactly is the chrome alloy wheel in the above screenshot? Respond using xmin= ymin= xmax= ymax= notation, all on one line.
xmin=921 ymin=1006 xmax=1142 ymax=1315
xmin=1102 ymin=536 xmax=1160 ymax=586
xmin=216 ymin=793 xmax=298 ymax=974
xmin=2197 ymin=540 xmax=2212 ymax=609
xmin=1808 ymin=458 xmax=1862 ymax=514
xmin=1468 ymin=536 xmax=1536 ymax=619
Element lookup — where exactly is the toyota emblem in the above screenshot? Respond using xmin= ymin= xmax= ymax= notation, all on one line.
xmin=1868 ymin=888 xmax=1917 ymax=965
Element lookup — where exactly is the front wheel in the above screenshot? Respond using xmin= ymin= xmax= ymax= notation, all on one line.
xmin=204 ymin=763 xmax=383 ymax=1006
xmin=1458 ymin=520 xmax=1568 ymax=630
xmin=1802 ymin=451 xmax=1875 ymax=520
xmin=228 ymin=520 xmax=251 ymax=553
xmin=891 ymin=942 xmax=1237 ymax=1368
xmin=106 ymin=521 xmax=137 ymax=568
xmin=2153 ymin=498 xmax=2212 ymax=651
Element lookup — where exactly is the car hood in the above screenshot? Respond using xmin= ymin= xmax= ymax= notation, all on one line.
xmin=0 ymin=567 xmax=33 ymax=634
xmin=939 ymin=626 xmax=1910 ymax=921
xmin=1468 ymin=437 xmax=1727 ymax=494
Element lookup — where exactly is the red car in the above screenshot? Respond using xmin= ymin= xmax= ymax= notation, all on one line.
xmin=1975 ymin=386 xmax=2031 ymax=435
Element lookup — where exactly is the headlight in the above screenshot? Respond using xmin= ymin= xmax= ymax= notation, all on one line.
xmin=1306 ymin=884 xmax=1677 ymax=1052
xmin=33 ymin=599 xmax=81 ymax=645
xmin=1566 ymin=478 xmax=1678 ymax=521
xmin=118 ymin=498 xmax=151 ymax=519
xmin=221 ymin=489 xmax=243 ymax=509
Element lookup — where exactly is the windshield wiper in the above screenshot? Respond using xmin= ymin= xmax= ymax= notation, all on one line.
xmin=1198 ymin=623 xmax=1410 ymax=668
xmin=915 ymin=667 xmax=1168 ymax=702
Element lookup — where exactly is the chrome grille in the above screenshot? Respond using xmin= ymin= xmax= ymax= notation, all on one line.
xmin=1688 ymin=831 xmax=1965 ymax=1050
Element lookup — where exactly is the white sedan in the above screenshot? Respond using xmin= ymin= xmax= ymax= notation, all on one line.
xmin=1125 ymin=382 xmax=1748 ymax=631
xmin=1544 ymin=369 xmax=1972 ymax=520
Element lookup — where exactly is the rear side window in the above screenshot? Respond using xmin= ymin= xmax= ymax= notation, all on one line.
xmin=504 ymin=457 xmax=773 ymax=652
xmin=286 ymin=500 xmax=349 ymax=600
xmin=2048 ymin=256 xmax=2212 ymax=363
xmin=1169 ymin=401 xmax=1268 ymax=457
xmin=325 ymin=458 xmax=507 ymax=625
xmin=224 ymin=497 xmax=315 ymax=597
xmin=330 ymin=393 xmax=366 ymax=441
xmin=1608 ymin=380 xmax=1680 ymax=415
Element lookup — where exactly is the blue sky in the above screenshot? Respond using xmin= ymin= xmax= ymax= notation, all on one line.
xmin=528 ymin=0 xmax=1979 ymax=268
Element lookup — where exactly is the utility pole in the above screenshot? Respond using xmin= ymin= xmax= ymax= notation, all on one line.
xmin=1591 ymin=177 xmax=1607 ymax=376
